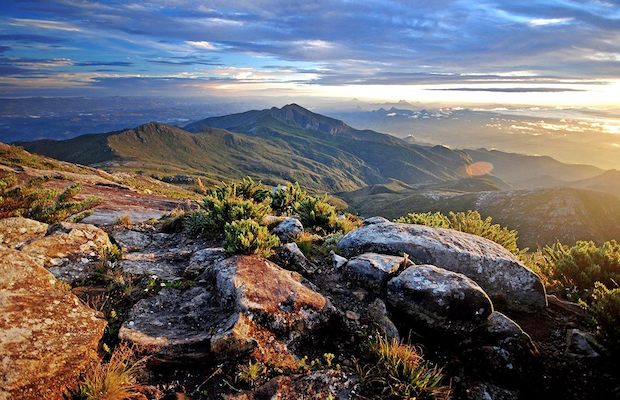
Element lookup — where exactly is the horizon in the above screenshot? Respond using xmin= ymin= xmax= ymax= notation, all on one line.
xmin=0 ymin=1 xmax=619 ymax=109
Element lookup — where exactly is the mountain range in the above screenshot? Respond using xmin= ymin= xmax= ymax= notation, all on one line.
xmin=13 ymin=104 xmax=620 ymax=247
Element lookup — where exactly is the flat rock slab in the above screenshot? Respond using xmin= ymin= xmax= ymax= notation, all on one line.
xmin=339 ymin=222 xmax=546 ymax=311
xmin=387 ymin=265 xmax=493 ymax=335
xmin=342 ymin=252 xmax=405 ymax=291
xmin=0 ymin=217 xmax=48 ymax=248
xmin=0 ymin=246 xmax=106 ymax=400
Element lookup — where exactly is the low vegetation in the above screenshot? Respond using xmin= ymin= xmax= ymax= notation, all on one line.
xmin=0 ymin=173 xmax=101 ymax=223
xmin=396 ymin=210 xmax=524 ymax=257
xmin=583 ymin=283 xmax=620 ymax=353
xmin=224 ymin=219 xmax=280 ymax=257
xmin=356 ymin=335 xmax=450 ymax=400
xmin=74 ymin=344 xmax=142 ymax=400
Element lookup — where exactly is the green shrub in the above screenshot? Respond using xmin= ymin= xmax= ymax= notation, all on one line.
xmin=397 ymin=210 xmax=523 ymax=257
xmin=270 ymin=182 xmax=308 ymax=213
xmin=210 ymin=177 xmax=270 ymax=203
xmin=188 ymin=194 xmax=271 ymax=239
xmin=583 ymin=282 xmax=620 ymax=353
xmin=0 ymin=174 xmax=101 ymax=223
xmin=536 ymin=241 xmax=620 ymax=301
xmin=224 ymin=219 xmax=280 ymax=257
xmin=295 ymin=195 xmax=338 ymax=232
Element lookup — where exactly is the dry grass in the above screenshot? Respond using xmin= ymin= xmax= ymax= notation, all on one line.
xmin=361 ymin=335 xmax=451 ymax=400
xmin=114 ymin=214 xmax=133 ymax=227
xmin=76 ymin=343 xmax=143 ymax=400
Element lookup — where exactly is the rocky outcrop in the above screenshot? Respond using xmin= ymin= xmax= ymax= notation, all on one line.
xmin=342 ymin=252 xmax=405 ymax=292
xmin=0 ymin=247 xmax=106 ymax=400
xmin=183 ymin=247 xmax=227 ymax=278
xmin=387 ymin=265 xmax=493 ymax=335
xmin=120 ymin=256 xmax=333 ymax=365
xmin=0 ymin=217 xmax=113 ymax=284
xmin=272 ymin=217 xmax=303 ymax=243
xmin=230 ymin=370 xmax=357 ymax=400
xmin=338 ymin=221 xmax=546 ymax=311
xmin=271 ymin=242 xmax=317 ymax=275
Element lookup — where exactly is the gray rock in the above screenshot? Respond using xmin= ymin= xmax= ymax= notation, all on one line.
xmin=271 ymin=242 xmax=317 ymax=275
xmin=462 ymin=382 xmax=519 ymax=400
xmin=330 ymin=251 xmax=348 ymax=269
xmin=363 ymin=216 xmax=391 ymax=225
xmin=566 ymin=329 xmax=601 ymax=358
xmin=339 ymin=222 xmax=546 ymax=311
xmin=368 ymin=298 xmax=400 ymax=342
xmin=272 ymin=217 xmax=304 ymax=242
xmin=387 ymin=265 xmax=493 ymax=335
xmin=184 ymin=247 xmax=227 ymax=278
xmin=110 ymin=229 xmax=153 ymax=252
xmin=342 ymin=252 xmax=405 ymax=292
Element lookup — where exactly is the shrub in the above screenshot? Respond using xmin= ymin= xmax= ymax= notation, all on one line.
xmin=75 ymin=344 xmax=142 ymax=400
xmin=536 ymin=241 xmax=620 ymax=301
xmin=397 ymin=210 xmax=523 ymax=257
xmin=114 ymin=214 xmax=132 ymax=227
xmin=210 ymin=177 xmax=270 ymax=203
xmin=270 ymin=182 xmax=308 ymax=213
xmin=188 ymin=194 xmax=271 ymax=239
xmin=236 ymin=360 xmax=267 ymax=387
xmin=295 ymin=231 xmax=322 ymax=255
xmin=0 ymin=174 xmax=101 ymax=223
xmin=224 ymin=219 xmax=280 ymax=257
xmin=362 ymin=335 xmax=451 ymax=400
xmin=583 ymin=282 xmax=620 ymax=353
xmin=295 ymin=195 xmax=338 ymax=233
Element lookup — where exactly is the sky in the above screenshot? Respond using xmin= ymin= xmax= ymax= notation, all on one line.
xmin=0 ymin=0 xmax=619 ymax=107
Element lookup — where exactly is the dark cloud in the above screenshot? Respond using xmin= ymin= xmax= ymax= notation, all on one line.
xmin=427 ymin=87 xmax=586 ymax=93
xmin=0 ymin=33 xmax=65 ymax=44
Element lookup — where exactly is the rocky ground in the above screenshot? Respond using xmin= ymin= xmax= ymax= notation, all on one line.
xmin=0 ymin=215 xmax=618 ymax=399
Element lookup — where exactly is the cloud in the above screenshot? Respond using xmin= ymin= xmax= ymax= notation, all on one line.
xmin=10 ymin=18 xmax=81 ymax=31
xmin=527 ymin=17 xmax=574 ymax=26
xmin=0 ymin=34 xmax=65 ymax=44
xmin=427 ymin=87 xmax=586 ymax=93
xmin=186 ymin=41 xmax=218 ymax=50
xmin=73 ymin=61 xmax=133 ymax=67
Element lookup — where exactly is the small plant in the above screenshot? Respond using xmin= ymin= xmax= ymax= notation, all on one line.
xmin=157 ymin=208 xmax=187 ymax=233
xmin=74 ymin=343 xmax=143 ymax=400
xmin=237 ymin=360 xmax=267 ymax=387
xmin=295 ymin=231 xmax=322 ymax=255
xmin=583 ymin=282 xmax=620 ymax=353
xmin=224 ymin=219 xmax=280 ymax=257
xmin=270 ymin=182 xmax=308 ymax=213
xmin=0 ymin=174 xmax=101 ymax=223
xmin=359 ymin=335 xmax=451 ymax=400
xmin=114 ymin=214 xmax=132 ymax=227
xmin=397 ymin=210 xmax=523 ymax=257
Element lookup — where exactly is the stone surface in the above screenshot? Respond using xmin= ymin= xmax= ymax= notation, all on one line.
xmin=109 ymin=228 xmax=153 ymax=252
xmin=566 ymin=329 xmax=600 ymax=358
xmin=230 ymin=370 xmax=357 ymax=400
xmin=1 ymin=218 xmax=114 ymax=284
xmin=121 ymin=256 xmax=333 ymax=365
xmin=330 ymin=251 xmax=348 ymax=269
xmin=271 ymin=242 xmax=317 ymax=275
xmin=0 ymin=246 xmax=106 ymax=400
xmin=363 ymin=216 xmax=391 ymax=225
xmin=272 ymin=217 xmax=304 ymax=243
xmin=338 ymin=221 xmax=546 ymax=311
xmin=387 ymin=265 xmax=493 ymax=335
xmin=183 ymin=247 xmax=227 ymax=278
xmin=342 ymin=252 xmax=405 ymax=292
xmin=368 ymin=298 xmax=400 ymax=341
xmin=0 ymin=217 xmax=48 ymax=248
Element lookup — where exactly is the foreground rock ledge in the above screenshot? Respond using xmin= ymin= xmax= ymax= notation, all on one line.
xmin=338 ymin=221 xmax=547 ymax=311
xmin=0 ymin=246 xmax=106 ymax=400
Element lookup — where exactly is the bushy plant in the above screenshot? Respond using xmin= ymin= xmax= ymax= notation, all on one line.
xmin=0 ymin=174 xmax=101 ymax=223
xmin=188 ymin=194 xmax=271 ymax=239
xmin=75 ymin=343 xmax=142 ymax=400
xmin=359 ymin=335 xmax=450 ymax=400
xmin=270 ymin=182 xmax=308 ymax=213
xmin=295 ymin=195 xmax=338 ymax=232
xmin=209 ymin=177 xmax=270 ymax=203
xmin=397 ymin=210 xmax=523 ymax=257
xmin=583 ymin=282 xmax=620 ymax=353
xmin=224 ymin=219 xmax=280 ymax=257
xmin=536 ymin=241 xmax=620 ymax=301
xmin=236 ymin=360 xmax=267 ymax=387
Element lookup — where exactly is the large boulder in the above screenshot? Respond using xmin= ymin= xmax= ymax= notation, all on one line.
xmin=342 ymin=253 xmax=405 ymax=292
xmin=0 ymin=246 xmax=106 ymax=400
xmin=120 ymin=256 xmax=333 ymax=366
xmin=338 ymin=222 xmax=546 ymax=311
xmin=183 ymin=247 xmax=227 ymax=278
xmin=387 ymin=265 xmax=493 ymax=335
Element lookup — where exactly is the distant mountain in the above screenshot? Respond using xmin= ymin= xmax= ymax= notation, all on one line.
xmin=570 ymin=170 xmax=620 ymax=197
xmin=340 ymin=183 xmax=620 ymax=248
xmin=17 ymin=105 xmax=475 ymax=192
